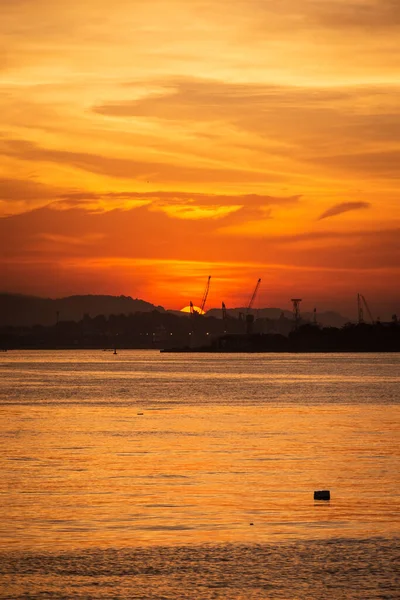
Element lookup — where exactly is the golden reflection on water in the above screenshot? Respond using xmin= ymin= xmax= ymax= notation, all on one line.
xmin=0 ymin=351 xmax=399 ymax=551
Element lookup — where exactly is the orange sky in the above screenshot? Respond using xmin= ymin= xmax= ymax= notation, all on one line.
xmin=1 ymin=0 xmax=399 ymax=318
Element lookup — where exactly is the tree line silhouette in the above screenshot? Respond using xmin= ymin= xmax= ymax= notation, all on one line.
xmin=1 ymin=310 xmax=399 ymax=352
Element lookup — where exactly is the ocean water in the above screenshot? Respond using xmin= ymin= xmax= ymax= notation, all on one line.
xmin=0 ymin=350 xmax=399 ymax=598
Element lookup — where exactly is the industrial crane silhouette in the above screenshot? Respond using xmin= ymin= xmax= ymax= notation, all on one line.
xmin=357 ymin=293 xmax=374 ymax=324
xmin=245 ymin=278 xmax=261 ymax=334
xmin=200 ymin=276 xmax=211 ymax=314
xmin=221 ymin=301 xmax=231 ymax=333
xmin=222 ymin=301 xmax=227 ymax=321
xmin=291 ymin=298 xmax=302 ymax=329
xmin=247 ymin=278 xmax=261 ymax=315
xmin=190 ymin=276 xmax=211 ymax=316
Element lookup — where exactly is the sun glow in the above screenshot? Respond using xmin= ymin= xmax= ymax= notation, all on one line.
xmin=180 ymin=306 xmax=205 ymax=315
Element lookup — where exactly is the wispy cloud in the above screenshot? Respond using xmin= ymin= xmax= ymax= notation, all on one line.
xmin=54 ymin=190 xmax=299 ymax=223
xmin=318 ymin=201 xmax=371 ymax=220
xmin=35 ymin=233 xmax=105 ymax=246
xmin=0 ymin=138 xmax=282 ymax=185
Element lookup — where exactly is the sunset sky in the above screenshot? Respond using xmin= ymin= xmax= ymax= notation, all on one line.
xmin=1 ymin=0 xmax=399 ymax=317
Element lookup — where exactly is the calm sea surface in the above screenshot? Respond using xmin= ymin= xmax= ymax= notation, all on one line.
xmin=0 ymin=350 xmax=399 ymax=598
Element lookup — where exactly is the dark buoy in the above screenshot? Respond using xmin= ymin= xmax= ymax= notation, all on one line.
xmin=314 ymin=490 xmax=330 ymax=501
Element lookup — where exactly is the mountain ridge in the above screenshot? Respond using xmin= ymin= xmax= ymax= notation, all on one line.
xmin=0 ymin=293 xmax=165 ymax=327
xmin=0 ymin=293 xmax=350 ymax=328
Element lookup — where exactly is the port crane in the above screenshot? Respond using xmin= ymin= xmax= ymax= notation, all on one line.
xmin=291 ymin=298 xmax=302 ymax=329
xmin=189 ymin=276 xmax=211 ymax=316
xmin=222 ymin=301 xmax=227 ymax=321
xmin=222 ymin=301 xmax=232 ymax=333
xmin=245 ymin=278 xmax=261 ymax=333
xmin=357 ymin=293 xmax=374 ymax=324
xmin=246 ymin=278 xmax=261 ymax=315
xmin=200 ymin=276 xmax=211 ymax=314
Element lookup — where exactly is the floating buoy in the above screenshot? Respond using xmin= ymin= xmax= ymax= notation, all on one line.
xmin=314 ymin=490 xmax=330 ymax=500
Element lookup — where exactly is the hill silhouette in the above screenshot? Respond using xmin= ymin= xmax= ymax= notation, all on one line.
xmin=205 ymin=306 xmax=350 ymax=328
xmin=0 ymin=293 xmax=352 ymax=328
xmin=0 ymin=293 xmax=164 ymax=327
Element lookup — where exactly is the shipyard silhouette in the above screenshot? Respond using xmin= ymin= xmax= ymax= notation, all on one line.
xmin=0 ymin=295 xmax=398 ymax=352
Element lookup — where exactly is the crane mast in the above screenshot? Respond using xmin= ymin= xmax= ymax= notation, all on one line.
xmin=222 ymin=301 xmax=229 ymax=333
xmin=358 ymin=293 xmax=374 ymax=324
xmin=246 ymin=278 xmax=261 ymax=314
xmin=245 ymin=278 xmax=261 ymax=334
xmin=222 ymin=301 xmax=227 ymax=321
xmin=200 ymin=276 xmax=211 ymax=314
xmin=357 ymin=294 xmax=363 ymax=323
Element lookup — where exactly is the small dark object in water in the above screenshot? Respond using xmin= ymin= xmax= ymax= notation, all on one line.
xmin=137 ymin=412 xmax=144 ymax=415
xmin=314 ymin=490 xmax=330 ymax=500
xmin=250 ymin=522 xmax=254 ymax=526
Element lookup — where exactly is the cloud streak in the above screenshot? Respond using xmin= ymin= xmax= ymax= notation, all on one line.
xmin=0 ymin=138 xmax=283 ymax=185
xmin=318 ymin=201 xmax=371 ymax=220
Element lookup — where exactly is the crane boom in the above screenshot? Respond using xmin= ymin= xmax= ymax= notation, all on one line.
xmin=357 ymin=293 xmax=364 ymax=323
xmin=361 ymin=294 xmax=374 ymax=324
xmin=200 ymin=276 xmax=211 ymax=314
xmin=358 ymin=293 xmax=374 ymax=324
xmin=247 ymin=278 xmax=261 ymax=314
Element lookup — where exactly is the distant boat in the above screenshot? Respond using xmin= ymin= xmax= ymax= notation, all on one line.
xmin=113 ymin=348 xmax=117 ymax=355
